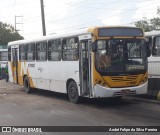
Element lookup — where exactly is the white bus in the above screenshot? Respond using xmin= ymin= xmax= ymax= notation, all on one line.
xmin=8 ymin=26 xmax=150 ymax=103
xmin=0 ymin=48 xmax=8 ymax=68
xmin=145 ymin=31 xmax=160 ymax=98
xmin=0 ymin=48 xmax=8 ymax=79
xmin=145 ymin=30 xmax=160 ymax=78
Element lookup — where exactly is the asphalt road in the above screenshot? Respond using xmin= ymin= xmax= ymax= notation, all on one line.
xmin=0 ymin=80 xmax=160 ymax=135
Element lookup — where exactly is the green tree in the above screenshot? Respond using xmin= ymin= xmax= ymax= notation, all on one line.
xmin=134 ymin=17 xmax=151 ymax=32
xmin=134 ymin=7 xmax=160 ymax=32
xmin=0 ymin=21 xmax=24 ymax=45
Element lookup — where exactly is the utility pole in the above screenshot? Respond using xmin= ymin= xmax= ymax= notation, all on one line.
xmin=40 ymin=0 xmax=46 ymax=36
xmin=15 ymin=15 xmax=23 ymax=32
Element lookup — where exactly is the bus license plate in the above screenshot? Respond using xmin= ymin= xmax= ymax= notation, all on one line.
xmin=121 ymin=89 xmax=130 ymax=95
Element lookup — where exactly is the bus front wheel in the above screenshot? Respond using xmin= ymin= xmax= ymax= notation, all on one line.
xmin=24 ymin=76 xmax=32 ymax=93
xmin=68 ymin=81 xmax=79 ymax=103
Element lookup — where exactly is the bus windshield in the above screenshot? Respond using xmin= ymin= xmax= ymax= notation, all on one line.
xmin=95 ymin=39 xmax=147 ymax=75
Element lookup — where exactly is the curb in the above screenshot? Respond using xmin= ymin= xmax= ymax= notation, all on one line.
xmin=123 ymin=96 xmax=160 ymax=104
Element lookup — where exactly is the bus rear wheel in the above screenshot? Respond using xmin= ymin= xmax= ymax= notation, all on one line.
xmin=68 ymin=81 xmax=79 ymax=103
xmin=24 ymin=76 xmax=32 ymax=93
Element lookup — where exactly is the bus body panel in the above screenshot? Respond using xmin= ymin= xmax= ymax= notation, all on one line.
xmin=93 ymin=82 xmax=148 ymax=98
xmin=36 ymin=61 xmax=50 ymax=90
xmin=35 ymin=61 xmax=79 ymax=93
xmin=15 ymin=60 xmax=80 ymax=94
xmin=27 ymin=62 xmax=36 ymax=87
xmin=148 ymin=56 xmax=160 ymax=78
xmin=8 ymin=61 xmax=13 ymax=82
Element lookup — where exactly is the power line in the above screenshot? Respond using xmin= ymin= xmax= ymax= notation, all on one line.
xmin=21 ymin=0 xmax=119 ymax=24
xmin=48 ymin=0 xmax=121 ymax=23
xmin=23 ymin=0 xmax=159 ymax=37
xmin=23 ymin=0 xmax=157 ymax=23
xmin=23 ymin=0 xmax=92 ymax=23
xmin=46 ymin=0 xmax=159 ymax=24
xmin=46 ymin=0 xmax=160 ymax=32
xmin=6 ymin=0 xmax=17 ymax=24
xmin=23 ymin=8 xmax=157 ymax=24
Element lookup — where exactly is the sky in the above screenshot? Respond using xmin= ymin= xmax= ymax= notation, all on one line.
xmin=0 ymin=0 xmax=159 ymax=39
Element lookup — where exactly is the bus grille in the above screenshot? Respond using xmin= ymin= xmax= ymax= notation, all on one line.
xmin=110 ymin=75 xmax=138 ymax=82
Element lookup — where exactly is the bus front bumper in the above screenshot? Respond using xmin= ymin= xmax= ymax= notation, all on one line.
xmin=93 ymin=82 xmax=148 ymax=98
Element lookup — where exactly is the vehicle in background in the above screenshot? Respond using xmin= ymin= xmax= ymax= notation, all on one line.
xmin=0 ymin=48 xmax=8 ymax=79
xmin=145 ymin=31 xmax=160 ymax=78
xmin=145 ymin=30 xmax=160 ymax=95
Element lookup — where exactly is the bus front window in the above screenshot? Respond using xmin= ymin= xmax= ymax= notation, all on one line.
xmin=95 ymin=39 xmax=147 ymax=75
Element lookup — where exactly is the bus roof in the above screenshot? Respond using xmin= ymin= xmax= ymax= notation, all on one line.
xmin=8 ymin=26 xmax=143 ymax=46
xmin=8 ymin=28 xmax=89 ymax=46
xmin=145 ymin=30 xmax=160 ymax=37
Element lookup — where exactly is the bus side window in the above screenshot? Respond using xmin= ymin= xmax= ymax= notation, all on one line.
xmin=19 ymin=45 xmax=26 ymax=61
xmin=62 ymin=37 xmax=78 ymax=61
xmin=26 ymin=43 xmax=35 ymax=61
xmin=62 ymin=39 xmax=67 ymax=60
xmin=153 ymin=36 xmax=160 ymax=56
xmin=36 ymin=41 xmax=47 ymax=61
xmin=48 ymin=39 xmax=61 ymax=61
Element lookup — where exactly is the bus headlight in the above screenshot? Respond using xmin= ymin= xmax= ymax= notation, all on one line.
xmin=96 ymin=79 xmax=108 ymax=87
xmin=140 ymin=76 xmax=148 ymax=84
xmin=102 ymin=82 xmax=107 ymax=87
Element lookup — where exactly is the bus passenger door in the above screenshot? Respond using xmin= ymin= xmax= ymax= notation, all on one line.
xmin=79 ymin=40 xmax=92 ymax=97
xmin=12 ymin=48 xmax=19 ymax=84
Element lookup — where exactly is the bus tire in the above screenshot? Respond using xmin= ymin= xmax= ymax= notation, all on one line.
xmin=24 ymin=76 xmax=32 ymax=93
xmin=67 ymin=81 xmax=79 ymax=103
